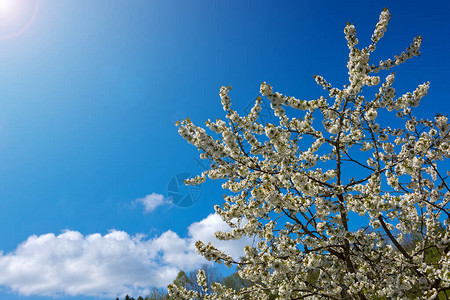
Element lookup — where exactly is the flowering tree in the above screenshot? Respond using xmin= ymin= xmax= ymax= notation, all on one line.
xmin=170 ymin=9 xmax=449 ymax=299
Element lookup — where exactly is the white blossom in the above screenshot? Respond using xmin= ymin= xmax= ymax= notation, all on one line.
xmin=173 ymin=8 xmax=449 ymax=300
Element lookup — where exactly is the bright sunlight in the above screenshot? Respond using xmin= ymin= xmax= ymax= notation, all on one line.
xmin=0 ymin=0 xmax=39 ymax=39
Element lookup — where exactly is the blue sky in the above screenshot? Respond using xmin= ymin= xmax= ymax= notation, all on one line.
xmin=0 ymin=0 xmax=449 ymax=299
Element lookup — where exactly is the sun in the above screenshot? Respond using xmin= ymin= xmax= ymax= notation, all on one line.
xmin=0 ymin=0 xmax=16 ymax=15
xmin=0 ymin=0 xmax=39 ymax=39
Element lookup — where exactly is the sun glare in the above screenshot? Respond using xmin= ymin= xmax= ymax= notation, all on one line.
xmin=0 ymin=0 xmax=15 ymax=15
xmin=0 ymin=0 xmax=39 ymax=39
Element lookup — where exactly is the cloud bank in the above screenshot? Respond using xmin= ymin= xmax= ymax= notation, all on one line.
xmin=0 ymin=213 xmax=253 ymax=298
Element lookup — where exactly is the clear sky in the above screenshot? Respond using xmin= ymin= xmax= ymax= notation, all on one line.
xmin=0 ymin=0 xmax=449 ymax=299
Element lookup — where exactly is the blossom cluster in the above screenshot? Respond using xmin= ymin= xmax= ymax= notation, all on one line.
xmin=171 ymin=8 xmax=449 ymax=300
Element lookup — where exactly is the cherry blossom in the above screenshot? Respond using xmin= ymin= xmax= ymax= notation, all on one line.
xmin=171 ymin=8 xmax=449 ymax=299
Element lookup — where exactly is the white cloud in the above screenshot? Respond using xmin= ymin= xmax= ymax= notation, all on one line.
xmin=0 ymin=213 xmax=253 ymax=298
xmin=135 ymin=193 xmax=170 ymax=213
xmin=188 ymin=213 xmax=253 ymax=260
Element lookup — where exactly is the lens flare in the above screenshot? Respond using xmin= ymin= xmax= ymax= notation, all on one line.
xmin=0 ymin=0 xmax=39 ymax=40
xmin=0 ymin=0 xmax=15 ymax=16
